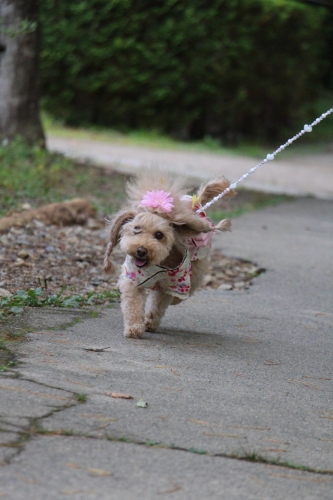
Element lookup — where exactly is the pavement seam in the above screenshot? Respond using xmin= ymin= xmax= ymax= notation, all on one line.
xmin=0 ymin=372 xmax=87 ymax=466
xmin=20 ymin=428 xmax=333 ymax=476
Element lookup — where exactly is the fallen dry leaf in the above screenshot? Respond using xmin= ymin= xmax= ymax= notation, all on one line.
xmin=83 ymin=347 xmax=111 ymax=352
xmin=189 ymin=419 xmax=215 ymax=427
xmin=250 ymin=476 xmax=264 ymax=487
xmin=137 ymin=397 xmax=148 ymax=408
xmin=16 ymin=474 xmax=40 ymax=485
xmin=88 ymin=468 xmax=112 ymax=477
xmin=106 ymin=392 xmax=133 ymax=399
xmin=232 ymin=372 xmax=249 ymax=378
xmin=158 ymin=482 xmax=182 ymax=495
xmin=67 ymin=463 xmax=112 ymax=476
xmin=36 ymin=349 xmax=54 ymax=357
xmin=203 ymin=432 xmax=246 ymax=439
xmin=228 ymin=425 xmax=271 ymax=431
xmin=93 ymin=423 xmax=111 ymax=431
xmin=96 ymin=417 xmax=118 ymax=423
xmin=60 ymin=490 xmax=97 ymax=495
xmin=263 ymin=438 xmax=290 ymax=445
xmin=286 ymin=379 xmax=322 ymax=391
xmin=262 ymin=448 xmax=287 ymax=453
xmin=303 ymin=375 xmax=331 ymax=381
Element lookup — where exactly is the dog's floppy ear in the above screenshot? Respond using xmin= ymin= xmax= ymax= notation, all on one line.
xmin=172 ymin=211 xmax=232 ymax=239
xmin=197 ymin=176 xmax=236 ymax=206
xmin=109 ymin=209 xmax=136 ymax=247
xmin=172 ymin=212 xmax=214 ymax=238
xmin=103 ymin=209 xmax=136 ymax=274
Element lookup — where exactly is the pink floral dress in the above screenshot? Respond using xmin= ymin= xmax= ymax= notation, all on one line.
xmin=120 ymin=207 xmax=214 ymax=300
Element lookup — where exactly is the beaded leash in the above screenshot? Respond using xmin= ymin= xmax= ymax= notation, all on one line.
xmin=197 ymin=107 xmax=333 ymax=213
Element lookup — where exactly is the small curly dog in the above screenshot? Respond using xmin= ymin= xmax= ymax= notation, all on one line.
xmin=104 ymin=169 xmax=235 ymax=338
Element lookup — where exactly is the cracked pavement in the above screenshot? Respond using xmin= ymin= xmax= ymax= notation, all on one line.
xmin=1 ymin=198 xmax=332 ymax=499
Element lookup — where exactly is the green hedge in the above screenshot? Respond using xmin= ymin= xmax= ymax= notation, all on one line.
xmin=40 ymin=0 xmax=327 ymax=143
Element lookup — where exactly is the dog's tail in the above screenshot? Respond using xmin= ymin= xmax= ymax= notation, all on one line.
xmin=103 ymin=242 xmax=118 ymax=274
xmin=214 ymin=218 xmax=232 ymax=232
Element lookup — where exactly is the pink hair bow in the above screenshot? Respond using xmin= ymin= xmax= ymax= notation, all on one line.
xmin=140 ymin=190 xmax=174 ymax=214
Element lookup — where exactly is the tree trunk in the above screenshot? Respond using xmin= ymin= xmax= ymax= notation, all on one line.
xmin=0 ymin=0 xmax=44 ymax=145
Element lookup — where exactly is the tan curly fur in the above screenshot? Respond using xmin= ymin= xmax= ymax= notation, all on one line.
xmin=104 ymin=168 xmax=235 ymax=339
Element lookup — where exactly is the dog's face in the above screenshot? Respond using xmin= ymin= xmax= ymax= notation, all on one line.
xmin=120 ymin=212 xmax=175 ymax=268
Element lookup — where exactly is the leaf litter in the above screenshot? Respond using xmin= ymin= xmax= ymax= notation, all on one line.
xmin=0 ymin=214 xmax=264 ymax=303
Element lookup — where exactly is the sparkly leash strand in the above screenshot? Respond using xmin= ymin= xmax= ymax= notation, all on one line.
xmin=197 ymin=107 xmax=333 ymax=212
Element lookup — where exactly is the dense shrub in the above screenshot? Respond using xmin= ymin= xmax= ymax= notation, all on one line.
xmin=40 ymin=0 xmax=327 ymax=143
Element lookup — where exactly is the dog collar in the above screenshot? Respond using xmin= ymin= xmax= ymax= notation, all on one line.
xmin=121 ymin=251 xmax=192 ymax=299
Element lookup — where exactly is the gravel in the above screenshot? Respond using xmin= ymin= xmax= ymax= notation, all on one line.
xmin=0 ymin=216 xmax=264 ymax=303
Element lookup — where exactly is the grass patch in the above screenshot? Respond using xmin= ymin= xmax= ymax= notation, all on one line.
xmin=76 ymin=393 xmax=87 ymax=403
xmin=237 ymin=450 xmax=328 ymax=474
xmin=145 ymin=441 xmax=162 ymax=447
xmin=43 ymin=102 xmax=333 ymax=160
xmin=0 ymin=135 xmax=295 ymax=225
xmin=0 ymin=136 xmax=128 ymax=217
xmin=188 ymin=447 xmax=207 ymax=455
xmin=0 ymin=360 xmax=16 ymax=372
xmin=0 ymin=287 xmax=120 ymax=321
xmin=43 ymin=112 xmax=245 ymax=156
xmin=0 ymin=137 xmax=74 ymax=216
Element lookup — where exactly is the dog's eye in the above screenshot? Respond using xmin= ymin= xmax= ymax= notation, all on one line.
xmin=154 ymin=231 xmax=164 ymax=240
xmin=134 ymin=226 xmax=141 ymax=234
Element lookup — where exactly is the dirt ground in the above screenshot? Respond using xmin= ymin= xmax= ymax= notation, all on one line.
xmin=0 ymin=213 xmax=264 ymax=302
xmin=0 ymin=165 xmax=269 ymax=303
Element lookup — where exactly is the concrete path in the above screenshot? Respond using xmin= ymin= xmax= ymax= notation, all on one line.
xmin=1 ymin=198 xmax=332 ymax=499
xmin=47 ymin=135 xmax=333 ymax=199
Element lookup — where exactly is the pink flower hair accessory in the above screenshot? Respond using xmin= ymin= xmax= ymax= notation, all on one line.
xmin=140 ymin=190 xmax=175 ymax=214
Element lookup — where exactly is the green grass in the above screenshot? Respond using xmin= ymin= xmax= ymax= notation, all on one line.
xmin=0 ymin=137 xmax=74 ymax=215
xmin=43 ymin=99 xmax=333 ymax=160
xmin=0 ymin=287 xmax=120 ymax=321
xmin=188 ymin=448 xmax=208 ymax=455
xmin=0 ymin=361 xmax=15 ymax=372
xmin=76 ymin=393 xmax=87 ymax=403
xmin=43 ymin=112 xmax=244 ymax=156
xmin=0 ymin=136 xmax=128 ymax=217
xmin=0 ymin=135 xmax=294 ymax=224
xmin=238 ymin=450 xmax=329 ymax=473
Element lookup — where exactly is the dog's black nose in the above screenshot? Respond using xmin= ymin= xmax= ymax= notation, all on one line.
xmin=136 ymin=246 xmax=148 ymax=258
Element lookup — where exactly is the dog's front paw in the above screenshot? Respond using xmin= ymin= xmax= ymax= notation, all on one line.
xmin=124 ymin=324 xmax=145 ymax=339
xmin=144 ymin=317 xmax=160 ymax=333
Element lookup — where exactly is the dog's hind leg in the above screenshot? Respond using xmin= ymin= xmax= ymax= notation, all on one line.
xmin=119 ymin=279 xmax=146 ymax=338
xmin=145 ymin=291 xmax=173 ymax=332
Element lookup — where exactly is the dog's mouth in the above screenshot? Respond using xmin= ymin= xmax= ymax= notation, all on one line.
xmin=134 ymin=257 xmax=149 ymax=268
